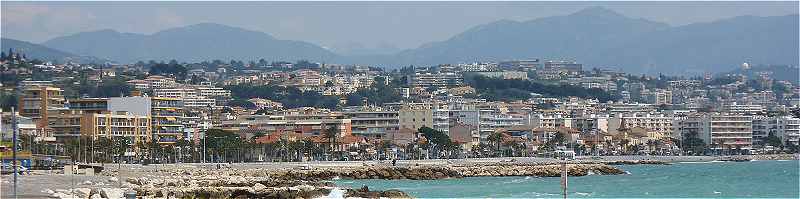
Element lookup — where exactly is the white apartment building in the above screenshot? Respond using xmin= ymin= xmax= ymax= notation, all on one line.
xmin=478 ymin=109 xmax=526 ymax=134
xmin=197 ymin=87 xmax=232 ymax=98
xmin=154 ymin=86 xmax=231 ymax=108
xmin=643 ymin=89 xmax=673 ymax=105
xmin=676 ymin=113 xmax=753 ymax=152
xmin=472 ymin=71 xmax=529 ymax=80
xmin=410 ymin=72 xmax=463 ymax=87
xmin=295 ymin=69 xmax=323 ymax=87
xmin=344 ymin=109 xmax=400 ymax=138
xmin=458 ymin=62 xmax=498 ymax=72
xmin=608 ymin=113 xmax=675 ymax=137
xmin=432 ymin=103 xmax=451 ymax=134
xmin=606 ymin=102 xmax=656 ymax=113
xmin=721 ymin=102 xmax=764 ymax=115
xmin=125 ymin=75 xmax=179 ymax=91
xmin=531 ymin=114 xmax=573 ymax=129
xmin=564 ymin=77 xmax=617 ymax=92
xmin=752 ymin=115 xmax=800 ymax=146
xmin=781 ymin=116 xmax=800 ymax=146
xmin=572 ymin=114 xmax=610 ymax=134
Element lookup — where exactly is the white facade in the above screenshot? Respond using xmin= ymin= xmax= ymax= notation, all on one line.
xmin=676 ymin=114 xmax=752 ymax=151
xmin=609 ymin=113 xmax=675 ymax=137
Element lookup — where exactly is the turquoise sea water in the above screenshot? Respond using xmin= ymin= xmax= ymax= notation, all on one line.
xmin=335 ymin=160 xmax=799 ymax=198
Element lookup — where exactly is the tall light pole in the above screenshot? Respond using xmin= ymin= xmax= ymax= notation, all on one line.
xmin=203 ymin=131 xmax=207 ymax=164
xmin=561 ymin=157 xmax=568 ymax=199
xmin=203 ymin=105 xmax=211 ymax=164
xmin=12 ymin=107 xmax=19 ymax=199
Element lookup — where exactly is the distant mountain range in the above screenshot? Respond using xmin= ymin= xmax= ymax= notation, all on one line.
xmin=0 ymin=38 xmax=105 ymax=64
xmin=40 ymin=23 xmax=338 ymax=64
xmin=2 ymin=7 xmax=797 ymax=74
xmin=377 ymin=7 xmax=798 ymax=74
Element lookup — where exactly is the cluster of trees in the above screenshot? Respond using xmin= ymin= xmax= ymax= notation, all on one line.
xmin=411 ymin=127 xmax=462 ymax=159
xmin=0 ymin=48 xmax=28 ymax=62
xmin=147 ymin=60 xmax=188 ymax=80
xmin=465 ymin=75 xmax=618 ymax=102
xmin=81 ymin=77 xmax=133 ymax=98
xmin=226 ymin=85 xmax=339 ymax=109
xmin=20 ymin=135 xmax=131 ymax=164
xmin=1 ymin=48 xmax=41 ymax=87
xmin=0 ymin=92 xmax=16 ymax=111
xmin=167 ymin=59 xmax=321 ymax=75
xmin=681 ymin=132 xmax=707 ymax=155
xmin=763 ymin=133 xmax=800 ymax=153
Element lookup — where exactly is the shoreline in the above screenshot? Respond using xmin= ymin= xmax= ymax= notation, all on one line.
xmin=107 ymin=163 xmax=623 ymax=198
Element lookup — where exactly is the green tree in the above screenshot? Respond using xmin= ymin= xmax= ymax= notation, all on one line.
xmin=0 ymin=92 xmax=16 ymax=111
xmin=323 ymin=126 xmax=340 ymax=160
xmin=205 ymin=129 xmax=241 ymax=163
xmin=464 ymin=75 xmax=618 ymax=102
xmin=765 ymin=133 xmax=783 ymax=149
xmin=418 ymin=127 xmax=452 ymax=158
xmin=682 ymin=132 xmax=707 ymax=155
xmin=149 ymin=61 xmax=188 ymax=80
xmin=488 ymin=132 xmax=505 ymax=156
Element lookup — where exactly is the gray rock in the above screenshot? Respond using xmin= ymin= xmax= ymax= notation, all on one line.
xmin=72 ymin=188 xmax=92 ymax=198
xmin=100 ymin=188 xmax=125 ymax=199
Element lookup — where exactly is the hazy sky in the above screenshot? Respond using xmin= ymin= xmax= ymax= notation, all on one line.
xmin=2 ymin=1 xmax=798 ymax=54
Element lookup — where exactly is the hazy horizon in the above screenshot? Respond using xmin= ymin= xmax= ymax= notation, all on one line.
xmin=3 ymin=1 xmax=798 ymax=55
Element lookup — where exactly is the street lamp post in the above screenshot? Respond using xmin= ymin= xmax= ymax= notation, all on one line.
xmin=12 ymin=107 xmax=19 ymax=199
xmin=203 ymin=131 xmax=207 ymax=164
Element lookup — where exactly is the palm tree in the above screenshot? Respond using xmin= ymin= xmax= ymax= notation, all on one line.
xmin=289 ymin=140 xmax=305 ymax=161
xmin=134 ymin=140 xmax=147 ymax=162
xmin=277 ymin=137 xmax=289 ymax=161
xmin=378 ymin=140 xmax=393 ymax=160
xmin=148 ymin=137 xmax=161 ymax=163
xmin=646 ymin=140 xmax=655 ymax=153
xmin=488 ymin=132 xmax=504 ymax=157
xmin=300 ymin=139 xmax=317 ymax=161
xmin=619 ymin=139 xmax=630 ymax=154
xmin=323 ymin=126 xmax=340 ymax=160
xmin=175 ymin=138 xmax=192 ymax=163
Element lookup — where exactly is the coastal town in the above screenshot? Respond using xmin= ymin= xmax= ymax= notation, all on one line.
xmin=2 ymin=2 xmax=799 ymax=198
xmin=1 ymin=47 xmax=798 ymax=167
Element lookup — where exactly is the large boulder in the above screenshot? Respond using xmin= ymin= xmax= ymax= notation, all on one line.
xmin=100 ymin=188 xmax=125 ymax=199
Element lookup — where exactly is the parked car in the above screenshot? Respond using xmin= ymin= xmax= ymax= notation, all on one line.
xmin=1 ymin=163 xmax=28 ymax=175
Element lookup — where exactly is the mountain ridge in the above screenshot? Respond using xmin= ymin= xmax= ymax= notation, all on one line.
xmin=0 ymin=38 xmax=107 ymax=64
xmin=27 ymin=7 xmax=800 ymax=74
xmin=42 ymin=23 xmax=337 ymax=63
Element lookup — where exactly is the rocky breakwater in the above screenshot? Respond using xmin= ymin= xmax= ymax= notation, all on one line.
xmin=270 ymin=163 xmax=623 ymax=180
xmin=93 ymin=163 xmax=624 ymax=198
xmin=271 ymin=166 xmax=463 ymax=181
xmin=124 ymin=175 xmax=334 ymax=198
xmin=744 ymin=154 xmax=799 ymax=161
xmin=124 ymin=175 xmax=411 ymax=199
xmin=111 ymin=167 xmax=412 ymax=199
xmin=602 ymin=160 xmax=670 ymax=165
xmin=452 ymin=163 xmax=625 ymax=177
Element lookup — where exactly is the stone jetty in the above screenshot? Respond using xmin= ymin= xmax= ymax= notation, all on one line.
xmin=264 ymin=163 xmax=624 ymax=180
xmin=91 ymin=163 xmax=623 ymax=198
